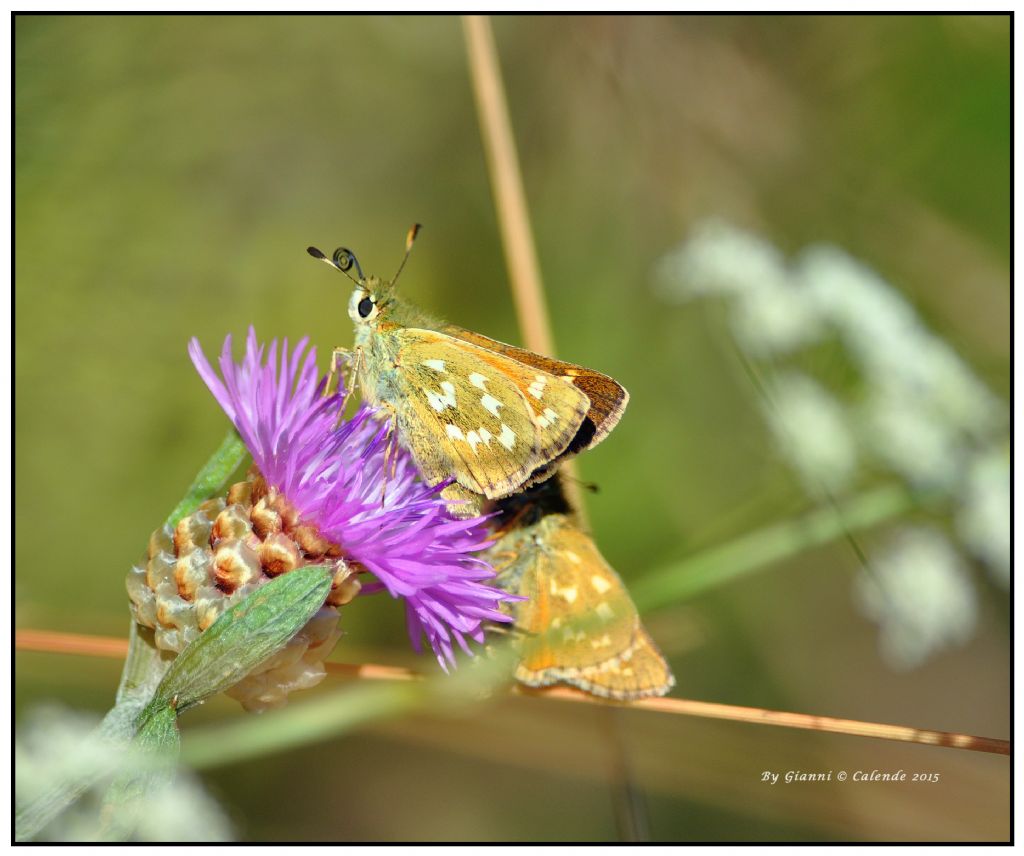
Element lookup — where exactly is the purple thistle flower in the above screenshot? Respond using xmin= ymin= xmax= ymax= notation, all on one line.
xmin=188 ymin=327 xmax=519 ymax=670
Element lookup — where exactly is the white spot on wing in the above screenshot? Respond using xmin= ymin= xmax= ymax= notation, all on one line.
xmin=423 ymin=359 xmax=446 ymax=373
xmin=528 ymin=374 xmax=547 ymax=399
xmin=426 ymin=381 xmax=458 ymax=412
xmin=498 ymin=424 xmax=516 ymax=449
xmin=466 ymin=430 xmax=481 ymax=451
xmin=481 ymin=393 xmax=503 ymax=416
xmin=550 ymin=578 xmax=578 ymax=603
xmin=552 ymin=584 xmax=577 ymax=604
xmin=595 ymin=602 xmax=614 ymax=620
xmin=445 ymin=424 xmax=465 ymax=441
xmin=543 ymin=407 xmax=558 ymax=423
xmin=469 ymin=372 xmax=488 ymax=389
xmin=591 ymin=575 xmax=612 ymax=594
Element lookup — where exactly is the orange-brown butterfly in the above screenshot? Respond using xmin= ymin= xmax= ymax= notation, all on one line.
xmin=308 ymin=226 xmax=627 ymax=516
xmin=488 ymin=477 xmax=674 ymax=700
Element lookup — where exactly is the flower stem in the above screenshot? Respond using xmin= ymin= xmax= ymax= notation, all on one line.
xmin=182 ymin=681 xmax=425 ymax=769
xmin=630 ymin=483 xmax=915 ymax=611
xmin=15 ymin=626 xmax=166 ymax=841
xmin=17 ymin=431 xmax=250 ymax=840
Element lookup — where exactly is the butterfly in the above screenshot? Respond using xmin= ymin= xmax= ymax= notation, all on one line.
xmin=488 ymin=476 xmax=674 ymax=700
xmin=308 ymin=226 xmax=628 ymax=516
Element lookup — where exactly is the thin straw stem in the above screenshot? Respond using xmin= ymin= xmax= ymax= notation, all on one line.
xmin=463 ymin=14 xmax=555 ymax=358
xmin=514 ymin=687 xmax=1010 ymax=756
xmin=17 ymin=629 xmax=1008 ymax=756
xmin=462 ymin=15 xmax=588 ymax=521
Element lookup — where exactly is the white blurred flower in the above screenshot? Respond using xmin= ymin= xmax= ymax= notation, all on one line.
xmin=797 ymin=244 xmax=923 ymax=366
xmin=656 ymin=219 xmax=790 ymax=299
xmin=797 ymin=244 xmax=1004 ymax=439
xmin=655 ymin=220 xmax=823 ymax=355
xmin=657 ymin=222 xmax=1006 ymax=495
xmin=956 ymin=447 xmax=1010 ymax=585
xmin=854 ymin=527 xmax=977 ymax=670
xmin=16 ymin=706 xmax=232 ymax=842
xmin=657 ymin=220 xmax=1007 ymax=670
xmin=924 ymin=343 xmax=1006 ymax=440
xmin=126 ymin=768 xmax=234 ymax=843
xmin=15 ymin=708 xmax=117 ymax=810
xmin=729 ymin=282 xmax=823 ymax=358
xmin=858 ymin=386 xmax=962 ymax=492
xmin=763 ymin=372 xmax=857 ymax=494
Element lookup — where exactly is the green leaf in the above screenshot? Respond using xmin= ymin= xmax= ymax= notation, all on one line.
xmin=102 ymin=565 xmax=334 ymax=836
xmin=149 ymin=564 xmax=335 ymax=714
xmin=165 ymin=429 xmax=248 ymax=529
xmin=135 ymin=703 xmax=181 ymax=755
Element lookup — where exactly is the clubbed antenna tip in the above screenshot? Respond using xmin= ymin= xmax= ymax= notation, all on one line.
xmin=392 ymin=224 xmax=423 ymax=286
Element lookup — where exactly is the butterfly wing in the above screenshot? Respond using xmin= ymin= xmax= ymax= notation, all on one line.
xmin=383 ymin=328 xmax=591 ymax=500
xmin=442 ymin=324 xmax=629 ymax=453
xmin=503 ymin=514 xmax=674 ymax=700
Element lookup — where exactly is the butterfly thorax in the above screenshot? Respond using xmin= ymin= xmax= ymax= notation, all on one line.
xmin=348 ymin=279 xmax=444 ymax=407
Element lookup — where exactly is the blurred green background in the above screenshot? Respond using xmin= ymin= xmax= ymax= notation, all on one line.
xmin=15 ymin=14 xmax=1009 ymax=842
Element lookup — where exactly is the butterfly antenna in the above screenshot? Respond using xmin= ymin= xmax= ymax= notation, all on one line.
xmin=391 ymin=223 xmax=422 ymax=287
xmin=306 ymin=245 xmax=364 ymax=286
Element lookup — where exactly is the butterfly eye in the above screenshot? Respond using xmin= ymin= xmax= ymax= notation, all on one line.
xmin=357 ymin=295 xmax=375 ymax=318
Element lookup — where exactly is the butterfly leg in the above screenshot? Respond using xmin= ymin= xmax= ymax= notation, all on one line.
xmin=378 ymin=400 xmax=400 ymax=506
xmin=487 ymin=549 xmax=519 ymax=575
xmin=329 ymin=346 xmax=363 ymax=427
xmin=325 ymin=347 xmax=351 ymax=397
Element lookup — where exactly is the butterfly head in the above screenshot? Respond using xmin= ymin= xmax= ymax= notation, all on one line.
xmin=307 ymin=224 xmax=421 ymax=332
xmin=347 ymin=272 xmax=390 ymax=329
